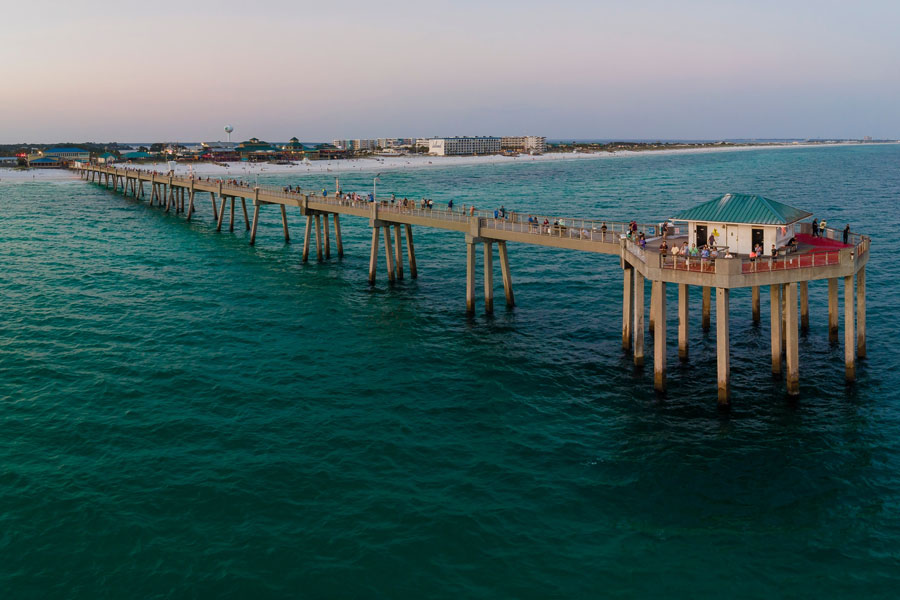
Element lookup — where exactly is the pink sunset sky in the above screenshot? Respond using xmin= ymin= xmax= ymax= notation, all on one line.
xmin=1 ymin=0 xmax=898 ymax=143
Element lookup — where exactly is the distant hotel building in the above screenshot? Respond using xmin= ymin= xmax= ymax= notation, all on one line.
xmin=500 ymin=136 xmax=546 ymax=154
xmin=333 ymin=139 xmax=378 ymax=151
xmin=428 ymin=137 xmax=501 ymax=156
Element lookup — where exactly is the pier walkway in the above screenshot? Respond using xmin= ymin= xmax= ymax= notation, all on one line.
xmin=74 ymin=164 xmax=870 ymax=405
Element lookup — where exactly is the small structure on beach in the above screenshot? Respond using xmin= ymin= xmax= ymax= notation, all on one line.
xmin=673 ymin=193 xmax=812 ymax=254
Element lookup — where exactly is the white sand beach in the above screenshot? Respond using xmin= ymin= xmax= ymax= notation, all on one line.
xmin=0 ymin=141 xmax=890 ymax=184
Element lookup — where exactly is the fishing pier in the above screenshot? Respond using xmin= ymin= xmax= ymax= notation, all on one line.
xmin=74 ymin=164 xmax=870 ymax=405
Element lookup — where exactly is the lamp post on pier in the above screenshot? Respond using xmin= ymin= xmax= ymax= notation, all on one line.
xmin=373 ymin=173 xmax=381 ymax=201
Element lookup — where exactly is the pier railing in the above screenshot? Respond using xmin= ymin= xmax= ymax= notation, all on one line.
xmin=86 ymin=167 xmax=872 ymax=272
xmin=631 ymin=241 xmax=865 ymax=276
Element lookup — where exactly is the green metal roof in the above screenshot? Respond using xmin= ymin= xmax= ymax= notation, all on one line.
xmin=673 ymin=193 xmax=812 ymax=226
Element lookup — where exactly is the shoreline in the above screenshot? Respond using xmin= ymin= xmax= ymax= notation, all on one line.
xmin=1 ymin=141 xmax=894 ymax=183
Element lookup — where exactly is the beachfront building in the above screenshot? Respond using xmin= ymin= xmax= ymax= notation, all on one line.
xmin=352 ymin=139 xmax=376 ymax=152
xmin=97 ymin=152 xmax=117 ymax=164
xmin=282 ymin=137 xmax=306 ymax=156
xmin=428 ymin=137 xmax=501 ymax=156
xmin=27 ymin=146 xmax=90 ymax=167
xmin=26 ymin=156 xmax=61 ymax=168
xmin=500 ymin=136 xmax=547 ymax=154
xmin=672 ymin=193 xmax=812 ymax=255
xmin=44 ymin=147 xmax=91 ymax=163
xmin=121 ymin=151 xmax=153 ymax=161
xmin=235 ymin=138 xmax=278 ymax=161
xmin=332 ymin=139 xmax=376 ymax=153
xmin=201 ymin=141 xmax=238 ymax=161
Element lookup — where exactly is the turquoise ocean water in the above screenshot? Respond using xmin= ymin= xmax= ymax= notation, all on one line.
xmin=1 ymin=145 xmax=899 ymax=598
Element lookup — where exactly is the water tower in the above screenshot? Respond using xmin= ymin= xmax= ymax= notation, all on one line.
xmin=224 ymin=124 xmax=234 ymax=143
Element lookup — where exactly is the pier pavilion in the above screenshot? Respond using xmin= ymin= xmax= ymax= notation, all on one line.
xmin=73 ymin=164 xmax=869 ymax=406
xmin=673 ymin=193 xmax=812 ymax=254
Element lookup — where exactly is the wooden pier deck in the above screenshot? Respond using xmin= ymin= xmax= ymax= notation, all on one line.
xmin=74 ymin=164 xmax=871 ymax=405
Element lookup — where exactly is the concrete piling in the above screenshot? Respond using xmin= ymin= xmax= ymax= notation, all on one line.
xmin=716 ymin=287 xmax=730 ymax=404
xmin=653 ymin=280 xmax=667 ymax=393
xmin=702 ymin=286 xmax=711 ymax=331
xmin=622 ymin=267 xmax=633 ymax=351
xmin=770 ymin=284 xmax=782 ymax=375
xmin=633 ymin=271 xmax=645 ymax=367
xmin=845 ymin=274 xmax=855 ymax=382
xmin=484 ymin=241 xmax=494 ymax=314
xmin=785 ymin=283 xmax=799 ymax=396
xmin=678 ymin=283 xmax=689 ymax=361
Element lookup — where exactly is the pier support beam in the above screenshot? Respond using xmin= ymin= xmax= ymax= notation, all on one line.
xmin=229 ymin=198 xmax=235 ymax=231
xmin=281 ymin=205 xmax=290 ymax=243
xmin=241 ymin=198 xmax=250 ymax=230
xmin=845 ymin=275 xmax=856 ymax=382
xmin=498 ymin=241 xmax=513 ymax=307
xmin=405 ymin=224 xmax=417 ymax=278
xmin=484 ymin=241 xmax=494 ymax=314
xmin=210 ymin=192 xmax=218 ymax=221
xmin=622 ymin=267 xmax=633 ymax=351
xmin=334 ymin=214 xmax=344 ymax=258
xmin=249 ymin=203 xmax=260 ymax=245
xmin=393 ymin=224 xmax=403 ymax=280
xmin=784 ymin=283 xmax=799 ymax=395
xmin=186 ymin=190 xmax=195 ymax=220
xmin=653 ymin=280 xmax=666 ymax=392
xmin=800 ymin=281 xmax=809 ymax=331
xmin=216 ymin=195 xmax=227 ymax=231
xmin=466 ymin=240 xmax=476 ymax=314
xmin=315 ymin=214 xmax=323 ymax=262
xmin=716 ymin=287 xmax=730 ymax=405
xmin=633 ymin=271 xmax=645 ymax=367
xmin=751 ymin=286 xmax=760 ymax=324
xmin=649 ymin=282 xmax=658 ymax=335
xmin=678 ymin=283 xmax=689 ymax=361
xmin=828 ymin=278 xmax=839 ymax=342
xmin=702 ymin=286 xmax=711 ymax=331
xmin=383 ymin=225 xmax=396 ymax=282
xmin=770 ymin=284 xmax=782 ymax=375
xmin=323 ymin=214 xmax=331 ymax=258
xmin=302 ymin=216 xmax=313 ymax=262
xmin=857 ymin=267 xmax=866 ymax=359
xmin=368 ymin=227 xmax=379 ymax=284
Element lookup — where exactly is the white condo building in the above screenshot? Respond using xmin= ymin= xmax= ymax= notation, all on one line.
xmin=428 ymin=137 xmax=501 ymax=156
xmin=500 ymin=136 xmax=546 ymax=154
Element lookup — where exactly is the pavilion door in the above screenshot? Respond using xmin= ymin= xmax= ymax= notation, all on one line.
xmin=752 ymin=228 xmax=764 ymax=250
xmin=695 ymin=225 xmax=707 ymax=248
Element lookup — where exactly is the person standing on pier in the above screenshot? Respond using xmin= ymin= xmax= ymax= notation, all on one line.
xmin=843 ymin=224 xmax=850 ymax=244
xmin=811 ymin=218 xmax=819 ymax=237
